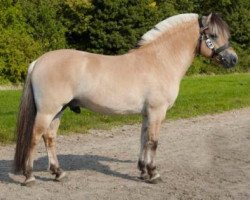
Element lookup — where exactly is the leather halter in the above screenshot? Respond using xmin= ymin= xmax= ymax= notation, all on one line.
xmin=197 ymin=17 xmax=230 ymax=59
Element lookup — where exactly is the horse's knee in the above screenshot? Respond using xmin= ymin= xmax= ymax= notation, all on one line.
xmin=147 ymin=140 xmax=158 ymax=151
xmin=43 ymin=134 xmax=56 ymax=147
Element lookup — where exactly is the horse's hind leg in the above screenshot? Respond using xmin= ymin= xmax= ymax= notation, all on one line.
xmin=23 ymin=112 xmax=54 ymax=186
xmin=138 ymin=106 xmax=167 ymax=184
xmin=42 ymin=114 xmax=66 ymax=181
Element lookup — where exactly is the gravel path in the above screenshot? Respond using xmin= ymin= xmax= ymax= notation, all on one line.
xmin=0 ymin=108 xmax=250 ymax=200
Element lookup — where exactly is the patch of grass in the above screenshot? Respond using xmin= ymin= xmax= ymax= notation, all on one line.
xmin=167 ymin=73 xmax=250 ymax=119
xmin=0 ymin=90 xmax=20 ymax=143
xmin=0 ymin=73 xmax=249 ymax=143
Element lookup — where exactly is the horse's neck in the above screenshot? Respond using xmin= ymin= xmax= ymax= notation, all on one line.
xmin=139 ymin=20 xmax=200 ymax=81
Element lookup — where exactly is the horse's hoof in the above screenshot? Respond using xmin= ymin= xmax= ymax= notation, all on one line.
xmin=146 ymin=175 xmax=163 ymax=184
xmin=54 ymin=171 xmax=67 ymax=182
xmin=139 ymin=173 xmax=150 ymax=180
xmin=21 ymin=176 xmax=36 ymax=187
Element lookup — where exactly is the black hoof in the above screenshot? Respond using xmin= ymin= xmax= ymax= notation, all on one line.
xmin=138 ymin=174 xmax=150 ymax=180
xmin=21 ymin=177 xmax=36 ymax=187
xmin=146 ymin=176 xmax=163 ymax=184
xmin=54 ymin=171 xmax=67 ymax=182
xmin=138 ymin=171 xmax=150 ymax=180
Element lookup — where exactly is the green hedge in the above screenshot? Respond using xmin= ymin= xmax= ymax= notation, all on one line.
xmin=0 ymin=0 xmax=249 ymax=83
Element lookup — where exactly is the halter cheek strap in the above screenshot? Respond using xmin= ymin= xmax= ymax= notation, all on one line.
xmin=196 ymin=17 xmax=208 ymax=55
xmin=212 ymin=43 xmax=230 ymax=57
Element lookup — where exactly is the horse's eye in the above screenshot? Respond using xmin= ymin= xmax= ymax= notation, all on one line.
xmin=209 ymin=34 xmax=218 ymax=40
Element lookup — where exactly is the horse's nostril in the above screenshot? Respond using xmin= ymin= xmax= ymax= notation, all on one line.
xmin=231 ymin=55 xmax=238 ymax=65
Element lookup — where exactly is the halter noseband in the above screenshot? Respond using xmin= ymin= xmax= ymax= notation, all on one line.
xmin=197 ymin=17 xmax=230 ymax=59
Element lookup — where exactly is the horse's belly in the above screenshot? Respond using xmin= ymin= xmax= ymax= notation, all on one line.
xmin=78 ymin=95 xmax=144 ymax=115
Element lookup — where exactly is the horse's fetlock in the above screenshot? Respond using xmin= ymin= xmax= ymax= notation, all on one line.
xmin=23 ymin=166 xmax=33 ymax=178
xmin=139 ymin=171 xmax=149 ymax=180
xmin=137 ymin=160 xmax=146 ymax=172
xmin=50 ymin=164 xmax=62 ymax=175
xmin=146 ymin=163 xmax=157 ymax=176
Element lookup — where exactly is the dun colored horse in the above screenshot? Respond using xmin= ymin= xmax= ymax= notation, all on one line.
xmin=14 ymin=13 xmax=237 ymax=186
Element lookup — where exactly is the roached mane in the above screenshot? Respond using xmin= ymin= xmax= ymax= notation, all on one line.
xmin=137 ymin=13 xmax=231 ymax=48
xmin=137 ymin=13 xmax=198 ymax=47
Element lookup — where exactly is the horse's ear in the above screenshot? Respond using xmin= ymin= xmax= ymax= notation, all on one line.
xmin=206 ymin=13 xmax=213 ymax=24
xmin=200 ymin=15 xmax=209 ymax=28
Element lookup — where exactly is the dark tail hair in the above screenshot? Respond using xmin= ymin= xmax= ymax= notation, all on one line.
xmin=14 ymin=72 xmax=37 ymax=173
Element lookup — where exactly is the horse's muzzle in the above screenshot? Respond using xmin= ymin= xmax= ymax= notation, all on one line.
xmin=221 ymin=54 xmax=238 ymax=68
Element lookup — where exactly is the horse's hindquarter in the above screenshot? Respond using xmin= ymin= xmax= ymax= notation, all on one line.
xmin=31 ymin=50 xmax=88 ymax=113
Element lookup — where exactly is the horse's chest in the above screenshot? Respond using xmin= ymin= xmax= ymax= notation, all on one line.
xmin=166 ymin=84 xmax=180 ymax=108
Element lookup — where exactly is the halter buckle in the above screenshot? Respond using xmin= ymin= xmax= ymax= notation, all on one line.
xmin=205 ymin=38 xmax=214 ymax=49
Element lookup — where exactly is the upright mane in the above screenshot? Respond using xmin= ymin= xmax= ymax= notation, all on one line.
xmin=138 ymin=13 xmax=198 ymax=47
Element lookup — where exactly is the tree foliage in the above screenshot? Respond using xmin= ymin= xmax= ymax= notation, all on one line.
xmin=0 ymin=0 xmax=42 ymax=82
xmin=61 ymin=0 xmax=160 ymax=54
xmin=59 ymin=0 xmax=93 ymax=49
xmin=19 ymin=0 xmax=67 ymax=51
xmin=0 ymin=0 xmax=249 ymax=82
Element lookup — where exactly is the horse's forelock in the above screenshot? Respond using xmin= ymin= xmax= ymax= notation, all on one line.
xmin=209 ymin=13 xmax=230 ymax=39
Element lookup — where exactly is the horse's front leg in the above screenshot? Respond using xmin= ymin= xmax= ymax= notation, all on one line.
xmin=138 ymin=105 xmax=167 ymax=184
xmin=138 ymin=114 xmax=149 ymax=180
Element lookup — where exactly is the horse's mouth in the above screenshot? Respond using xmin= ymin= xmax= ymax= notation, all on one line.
xmin=212 ymin=54 xmax=238 ymax=69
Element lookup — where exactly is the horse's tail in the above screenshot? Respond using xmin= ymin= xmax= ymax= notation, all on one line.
xmin=14 ymin=61 xmax=37 ymax=173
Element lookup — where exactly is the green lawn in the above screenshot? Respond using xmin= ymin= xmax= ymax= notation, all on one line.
xmin=0 ymin=73 xmax=249 ymax=144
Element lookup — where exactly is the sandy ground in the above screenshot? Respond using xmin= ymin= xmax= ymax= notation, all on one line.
xmin=0 ymin=108 xmax=249 ymax=200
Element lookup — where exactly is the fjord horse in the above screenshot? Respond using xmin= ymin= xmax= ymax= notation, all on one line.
xmin=14 ymin=13 xmax=237 ymax=185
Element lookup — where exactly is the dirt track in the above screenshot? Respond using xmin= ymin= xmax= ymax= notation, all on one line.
xmin=0 ymin=108 xmax=250 ymax=200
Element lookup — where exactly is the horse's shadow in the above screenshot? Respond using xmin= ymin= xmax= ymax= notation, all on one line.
xmin=0 ymin=154 xmax=138 ymax=184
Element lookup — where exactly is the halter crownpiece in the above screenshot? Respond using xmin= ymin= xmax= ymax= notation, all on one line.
xmin=197 ymin=16 xmax=230 ymax=58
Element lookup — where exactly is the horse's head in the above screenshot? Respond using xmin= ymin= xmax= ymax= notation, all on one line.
xmin=197 ymin=13 xmax=238 ymax=68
